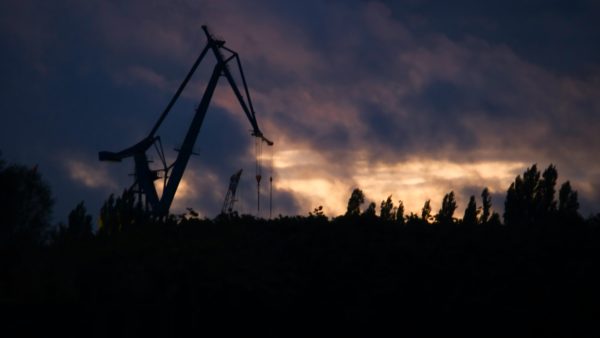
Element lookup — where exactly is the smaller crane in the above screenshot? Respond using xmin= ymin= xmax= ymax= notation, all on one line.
xmin=221 ymin=169 xmax=243 ymax=215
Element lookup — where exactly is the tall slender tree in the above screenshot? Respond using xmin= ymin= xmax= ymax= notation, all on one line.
xmin=536 ymin=164 xmax=558 ymax=217
xmin=463 ymin=195 xmax=478 ymax=226
xmin=396 ymin=200 xmax=405 ymax=225
xmin=421 ymin=199 xmax=432 ymax=223
xmin=436 ymin=191 xmax=457 ymax=224
xmin=380 ymin=195 xmax=394 ymax=222
xmin=505 ymin=165 xmax=540 ymax=226
xmin=481 ymin=188 xmax=492 ymax=224
xmin=558 ymin=181 xmax=579 ymax=217
xmin=345 ymin=188 xmax=365 ymax=217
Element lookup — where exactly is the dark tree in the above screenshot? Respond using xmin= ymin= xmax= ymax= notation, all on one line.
xmin=505 ymin=164 xmax=562 ymax=226
xmin=0 ymin=160 xmax=53 ymax=247
xmin=504 ymin=165 xmax=540 ymax=226
xmin=99 ymin=189 xmax=146 ymax=236
xmin=396 ymin=200 xmax=405 ymax=225
xmin=309 ymin=205 xmax=326 ymax=219
xmin=481 ymin=187 xmax=492 ymax=224
xmin=504 ymin=182 xmax=518 ymax=225
xmin=558 ymin=181 xmax=579 ymax=217
xmin=99 ymin=194 xmax=116 ymax=236
xmin=536 ymin=164 xmax=558 ymax=217
xmin=421 ymin=199 xmax=432 ymax=222
xmin=488 ymin=212 xmax=502 ymax=226
xmin=380 ymin=195 xmax=394 ymax=222
xmin=363 ymin=202 xmax=376 ymax=218
xmin=345 ymin=188 xmax=365 ymax=217
xmin=405 ymin=212 xmax=423 ymax=226
xmin=65 ymin=201 xmax=94 ymax=241
xmin=436 ymin=191 xmax=457 ymax=224
xmin=463 ymin=195 xmax=478 ymax=226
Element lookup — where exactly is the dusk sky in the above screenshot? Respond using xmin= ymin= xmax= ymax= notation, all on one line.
xmin=1 ymin=0 xmax=600 ymax=222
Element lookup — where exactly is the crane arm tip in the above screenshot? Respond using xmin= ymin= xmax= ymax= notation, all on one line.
xmin=250 ymin=131 xmax=274 ymax=146
xmin=262 ymin=136 xmax=274 ymax=146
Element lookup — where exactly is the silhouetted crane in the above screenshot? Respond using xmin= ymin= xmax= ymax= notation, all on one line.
xmin=99 ymin=26 xmax=273 ymax=217
xmin=221 ymin=169 xmax=243 ymax=215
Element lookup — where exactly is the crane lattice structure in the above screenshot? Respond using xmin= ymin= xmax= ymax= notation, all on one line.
xmin=99 ymin=26 xmax=273 ymax=217
xmin=221 ymin=169 xmax=243 ymax=215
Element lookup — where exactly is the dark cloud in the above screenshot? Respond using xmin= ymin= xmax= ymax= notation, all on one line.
xmin=383 ymin=0 xmax=600 ymax=75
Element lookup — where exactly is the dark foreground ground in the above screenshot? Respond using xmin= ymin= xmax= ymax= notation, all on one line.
xmin=2 ymin=215 xmax=600 ymax=337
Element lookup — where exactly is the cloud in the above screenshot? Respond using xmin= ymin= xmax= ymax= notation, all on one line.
xmin=115 ymin=65 xmax=170 ymax=89
xmin=66 ymin=159 xmax=117 ymax=190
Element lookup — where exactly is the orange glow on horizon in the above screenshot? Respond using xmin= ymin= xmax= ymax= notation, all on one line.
xmin=272 ymin=146 xmax=526 ymax=217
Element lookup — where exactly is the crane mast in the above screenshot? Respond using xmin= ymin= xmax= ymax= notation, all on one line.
xmin=99 ymin=26 xmax=273 ymax=217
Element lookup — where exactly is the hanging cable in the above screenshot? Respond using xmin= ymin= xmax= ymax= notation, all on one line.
xmin=269 ymin=142 xmax=274 ymax=219
xmin=255 ymin=137 xmax=262 ymax=216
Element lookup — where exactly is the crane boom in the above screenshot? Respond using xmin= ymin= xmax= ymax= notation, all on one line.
xmin=99 ymin=26 xmax=272 ymax=217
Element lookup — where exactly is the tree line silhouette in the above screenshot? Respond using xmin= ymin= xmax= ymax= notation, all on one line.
xmin=2 ymin=154 xmax=600 ymax=337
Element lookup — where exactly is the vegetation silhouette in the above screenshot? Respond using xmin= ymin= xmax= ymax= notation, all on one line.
xmin=462 ymin=195 xmax=478 ymax=226
xmin=2 ymin=155 xmax=600 ymax=337
xmin=0 ymin=155 xmax=53 ymax=248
